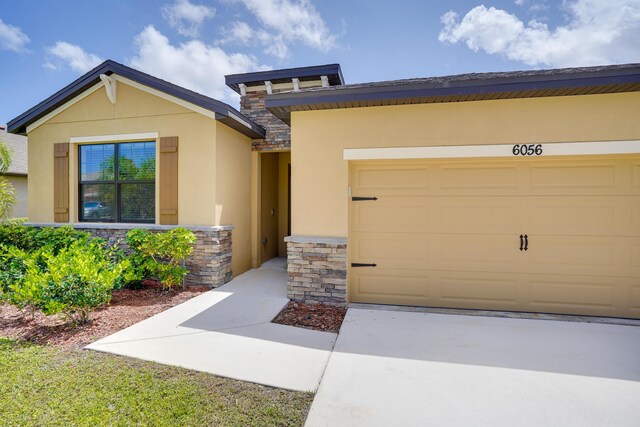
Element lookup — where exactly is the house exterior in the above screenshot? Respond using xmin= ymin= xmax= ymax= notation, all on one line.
xmin=8 ymin=60 xmax=640 ymax=319
xmin=0 ymin=126 xmax=28 ymax=217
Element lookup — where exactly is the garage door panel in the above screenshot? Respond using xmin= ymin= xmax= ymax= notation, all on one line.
xmin=438 ymin=234 xmax=523 ymax=273
xmin=354 ymin=167 xmax=431 ymax=193
xmin=632 ymin=163 xmax=640 ymax=186
xmin=352 ymin=234 xmax=432 ymax=269
xmin=441 ymin=199 xmax=521 ymax=233
xmin=440 ymin=165 xmax=519 ymax=190
xmin=527 ymin=236 xmax=638 ymax=277
xmin=529 ymin=163 xmax=617 ymax=189
xmin=526 ymin=196 xmax=640 ymax=236
xmin=631 ymin=284 xmax=640 ymax=314
xmin=525 ymin=276 xmax=633 ymax=317
xmin=437 ymin=273 xmax=522 ymax=307
xmin=352 ymin=271 xmax=431 ymax=306
xmin=351 ymin=201 xmax=436 ymax=232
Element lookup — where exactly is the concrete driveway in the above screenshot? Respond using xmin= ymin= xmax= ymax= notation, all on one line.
xmin=306 ymin=308 xmax=640 ymax=427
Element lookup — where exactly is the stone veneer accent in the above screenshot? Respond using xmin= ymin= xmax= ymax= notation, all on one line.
xmin=27 ymin=223 xmax=233 ymax=288
xmin=285 ymin=236 xmax=348 ymax=306
xmin=240 ymin=91 xmax=290 ymax=151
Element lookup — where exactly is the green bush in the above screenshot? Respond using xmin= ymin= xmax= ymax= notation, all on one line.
xmin=125 ymin=228 xmax=196 ymax=289
xmin=0 ymin=221 xmax=93 ymax=253
xmin=0 ymin=244 xmax=42 ymax=317
xmin=0 ymin=222 xmax=195 ymax=323
xmin=21 ymin=241 xmax=128 ymax=324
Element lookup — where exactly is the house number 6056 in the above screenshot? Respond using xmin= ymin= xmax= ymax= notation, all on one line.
xmin=512 ymin=144 xmax=543 ymax=156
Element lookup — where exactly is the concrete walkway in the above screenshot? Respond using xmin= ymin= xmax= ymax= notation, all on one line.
xmin=87 ymin=258 xmax=337 ymax=392
xmin=306 ymin=307 xmax=640 ymax=427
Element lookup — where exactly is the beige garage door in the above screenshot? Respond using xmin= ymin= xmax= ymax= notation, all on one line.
xmin=349 ymin=155 xmax=640 ymax=319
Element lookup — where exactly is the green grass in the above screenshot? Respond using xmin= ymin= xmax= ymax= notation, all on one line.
xmin=0 ymin=338 xmax=313 ymax=426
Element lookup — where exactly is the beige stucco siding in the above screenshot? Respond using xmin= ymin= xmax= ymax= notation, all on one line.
xmin=6 ymin=175 xmax=27 ymax=218
xmin=215 ymin=121 xmax=252 ymax=276
xmin=27 ymin=82 xmax=219 ymax=226
xmin=291 ymin=92 xmax=640 ymax=237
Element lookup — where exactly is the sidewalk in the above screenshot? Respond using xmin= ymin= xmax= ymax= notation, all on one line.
xmin=87 ymin=258 xmax=337 ymax=392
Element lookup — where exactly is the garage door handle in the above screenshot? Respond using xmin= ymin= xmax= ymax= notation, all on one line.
xmin=352 ymin=196 xmax=378 ymax=201
xmin=519 ymin=235 xmax=524 ymax=251
xmin=351 ymin=263 xmax=377 ymax=267
xmin=524 ymin=234 xmax=529 ymax=251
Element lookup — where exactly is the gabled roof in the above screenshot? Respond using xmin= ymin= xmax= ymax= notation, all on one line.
xmin=266 ymin=63 xmax=640 ymax=124
xmin=0 ymin=126 xmax=27 ymax=175
xmin=7 ymin=60 xmax=265 ymax=139
xmin=226 ymin=64 xmax=344 ymax=94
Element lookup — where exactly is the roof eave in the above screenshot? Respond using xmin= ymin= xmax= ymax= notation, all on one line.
xmin=265 ymin=70 xmax=640 ymax=124
xmin=7 ymin=60 xmax=265 ymax=139
xmin=225 ymin=64 xmax=344 ymax=94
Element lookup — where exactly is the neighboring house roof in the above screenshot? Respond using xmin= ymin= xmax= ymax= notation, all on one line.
xmin=266 ymin=63 xmax=640 ymax=124
xmin=7 ymin=60 xmax=265 ymax=139
xmin=0 ymin=126 xmax=27 ymax=176
xmin=226 ymin=64 xmax=344 ymax=94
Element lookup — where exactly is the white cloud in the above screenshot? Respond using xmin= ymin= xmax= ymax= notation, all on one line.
xmin=219 ymin=21 xmax=254 ymax=45
xmin=439 ymin=0 xmax=640 ymax=67
xmin=219 ymin=21 xmax=291 ymax=59
xmin=162 ymin=0 xmax=215 ymax=38
xmin=130 ymin=26 xmax=267 ymax=102
xmin=46 ymin=42 xmax=103 ymax=72
xmin=222 ymin=0 xmax=336 ymax=59
xmin=0 ymin=18 xmax=30 ymax=52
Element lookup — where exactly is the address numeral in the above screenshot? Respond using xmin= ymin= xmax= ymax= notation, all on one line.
xmin=512 ymin=144 xmax=543 ymax=156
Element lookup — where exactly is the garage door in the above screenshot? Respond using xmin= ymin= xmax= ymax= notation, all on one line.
xmin=349 ymin=155 xmax=640 ymax=318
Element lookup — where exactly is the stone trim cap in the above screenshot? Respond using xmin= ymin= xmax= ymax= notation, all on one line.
xmin=285 ymin=235 xmax=347 ymax=245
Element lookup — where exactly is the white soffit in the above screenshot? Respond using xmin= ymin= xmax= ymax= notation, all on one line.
xmin=343 ymin=140 xmax=640 ymax=160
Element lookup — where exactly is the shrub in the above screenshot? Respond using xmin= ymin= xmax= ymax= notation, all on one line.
xmin=23 ymin=241 xmax=128 ymax=324
xmin=0 ymin=177 xmax=16 ymax=219
xmin=0 ymin=221 xmax=93 ymax=253
xmin=0 ymin=244 xmax=42 ymax=318
xmin=125 ymin=228 xmax=196 ymax=289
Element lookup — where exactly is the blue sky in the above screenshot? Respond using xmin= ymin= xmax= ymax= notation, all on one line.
xmin=2 ymin=0 xmax=639 ymax=125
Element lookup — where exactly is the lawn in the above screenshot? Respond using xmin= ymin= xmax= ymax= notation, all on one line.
xmin=0 ymin=338 xmax=313 ymax=426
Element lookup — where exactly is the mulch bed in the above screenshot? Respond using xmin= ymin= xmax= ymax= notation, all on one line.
xmin=2 ymin=284 xmax=348 ymax=351
xmin=0 ymin=285 xmax=209 ymax=351
xmin=272 ymin=301 xmax=347 ymax=333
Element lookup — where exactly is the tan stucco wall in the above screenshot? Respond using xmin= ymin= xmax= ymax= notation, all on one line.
xmin=28 ymin=82 xmax=219 ymax=225
xmin=278 ymin=151 xmax=291 ymax=256
xmin=291 ymin=92 xmax=640 ymax=237
xmin=215 ymin=122 xmax=252 ymax=276
xmin=5 ymin=175 xmax=27 ymax=218
xmin=260 ymin=152 xmax=280 ymax=263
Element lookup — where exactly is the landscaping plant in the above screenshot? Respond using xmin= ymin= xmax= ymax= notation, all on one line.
xmin=0 ymin=222 xmax=196 ymax=324
xmin=0 ymin=139 xmax=15 ymax=218
xmin=125 ymin=227 xmax=196 ymax=290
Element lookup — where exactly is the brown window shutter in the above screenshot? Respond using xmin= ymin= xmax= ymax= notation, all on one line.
xmin=53 ymin=143 xmax=69 ymax=223
xmin=159 ymin=136 xmax=178 ymax=225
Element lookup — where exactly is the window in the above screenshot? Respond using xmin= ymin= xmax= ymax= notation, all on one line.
xmin=79 ymin=142 xmax=156 ymax=223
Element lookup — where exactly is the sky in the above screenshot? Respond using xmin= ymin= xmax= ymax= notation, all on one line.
xmin=1 ymin=0 xmax=639 ymax=125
